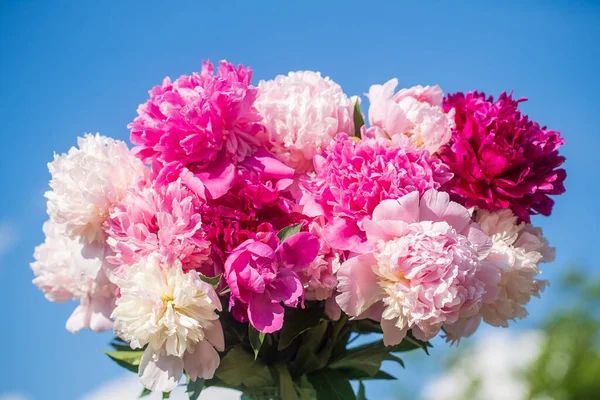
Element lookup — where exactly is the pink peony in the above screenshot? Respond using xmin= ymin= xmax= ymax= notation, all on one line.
xmin=255 ymin=71 xmax=355 ymax=173
xmin=440 ymin=91 xmax=566 ymax=222
xmin=129 ymin=60 xmax=265 ymax=199
xmin=224 ymin=232 xmax=320 ymax=333
xmin=301 ymin=133 xmax=452 ymax=252
xmin=31 ymin=221 xmax=115 ymax=333
xmin=336 ymin=189 xmax=499 ymax=345
xmin=367 ymin=80 xmax=455 ymax=154
xmin=105 ymin=179 xmax=213 ymax=276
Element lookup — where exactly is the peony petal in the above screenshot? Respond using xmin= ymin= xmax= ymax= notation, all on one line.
xmin=247 ymin=295 xmax=285 ymax=333
xmin=335 ymin=253 xmax=383 ymax=317
xmin=195 ymin=157 xmax=236 ymax=199
xmin=419 ymin=189 xmax=471 ymax=233
xmin=277 ymin=232 xmax=320 ymax=272
xmin=138 ymin=348 xmax=183 ymax=392
xmin=183 ymin=340 xmax=220 ymax=381
xmin=381 ymin=317 xmax=408 ymax=346
xmin=205 ymin=319 xmax=225 ymax=352
xmin=66 ymin=304 xmax=90 ymax=333
xmin=323 ymin=218 xmax=370 ymax=253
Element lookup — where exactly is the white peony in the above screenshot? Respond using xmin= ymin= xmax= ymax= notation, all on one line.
xmin=112 ymin=254 xmax=224 ymax=393
xmin=255 ymin=71 xmax=355 ymax=173
xmin=45 ymin=133 xmax=149 ymax=244
xmin=31 ymin=220 xmax=115 ymax=333
xmin=475 ymin=208 xmax=555 ymax=327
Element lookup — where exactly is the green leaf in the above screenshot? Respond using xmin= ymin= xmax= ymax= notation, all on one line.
xmin=248 ymin=325 xmax=265 ymax=359
xmin=308 ymin=368 xmax=356 ymax=400
xmin=328 ymin=346 xmax=389 ymax=377
xmin=139 ymin=388 xmax=152 ymax=398
xmin=216 ymin=347 xmax=273 ymax=387
xmin=243 ymin=364 xmax=273 ymax=388
xmin=275 ymin=365 xmax=299 ymax=400
xmin=219 ymin=287 xmax=231 ymax=296
xmin=384 ymin=353 xmax=405 ymax=368
xmin=278 ymin=307 xmax=323 ymax=350
xmin=292 ymin=321 xmax=332 ymax=373
xmin=162 ymin=392 xmax=170 ymax=399
xmin=335 ymin=368 xmax=397 ymax=381
xmin=198 ymin=273 xmax=221 ymax=289
xmin=353 ymin=99 xmax=365 ymax=139
xmin=186 ymin=375 xmax=204 ymax=400
xmin=357 ymin=381 xmax=366 ymax=400
xmin=350 ymin=320 xmax=382 ymax=334
xmin=277 ymin=222 xmax=304 ymax=242
xmin=104 ymin=350 xmax=144 ymax=373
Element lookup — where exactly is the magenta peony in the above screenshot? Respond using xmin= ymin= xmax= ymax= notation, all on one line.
xmin=129 ymin=60 xmax=265 ymax=199
xmin=336 ymin=190 xmax=499 ymax=345
xmin=440 ymin=91 xmax=566 ymax=222
xmin=105 ymin=178 xmax=212 ymax=276
xmin=255 ymin=71 xmax=355 ymax=173
xmin=224 ymin=232 xmax=319 ymax=333
xmin=301 ymin=133 xmax=452 ymax=252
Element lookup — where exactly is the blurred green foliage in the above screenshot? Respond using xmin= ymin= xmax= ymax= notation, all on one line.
xmin=524 ymin=268 xmax=600 ymax=400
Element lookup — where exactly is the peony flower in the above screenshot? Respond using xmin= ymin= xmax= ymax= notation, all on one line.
xmin=45 ymin=134 xmax=149 ymax=244
xmin=336 ymin=189 xmax=499 ymax=345
xmin=299 ymin=219 xmax=341 ymax=301
xmin=224 ymin=232 xmax=319 ymax=333
xmin=301 ymin=133 xmax=452 ymax=252
xmin=31 ymin=221 xmax=115 ymax=333
xmin=129 ymin=60 xmax=265 ymax=199
xmin=105 ymin=178 xmax=212 ymax=276
xmin=475 ymin=208 xmax=553 ymax=327
xmin=112 ymin=254 xmax=224 ymax=392
xmin=255 ymin=71 xmax=355 ymax=173
xmin=367 ymin=79 xmax=455 ymax=154
xmin=440 ymin=91 xmax=566 ymax=222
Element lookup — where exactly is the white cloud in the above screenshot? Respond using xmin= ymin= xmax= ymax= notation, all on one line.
xmin=0 ymin=221 xmax=19 ymax=259
xmin=0 ymin=394 xmax=31 ymax=400
xmin=80 ymin=374 xmax=241 ymax=400
xmin=421 ymin=330 xmax=545 ymax=400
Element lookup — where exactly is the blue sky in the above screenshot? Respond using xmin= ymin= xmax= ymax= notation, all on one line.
xmin=0 ymin=1 xmax=598 ymax=399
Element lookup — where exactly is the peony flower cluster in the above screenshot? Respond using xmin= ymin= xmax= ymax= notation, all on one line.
xmin=31 ymin=60 xmax=566 ymax=395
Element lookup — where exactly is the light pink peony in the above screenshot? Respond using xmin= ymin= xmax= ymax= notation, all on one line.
xmin=31 ymin=221 xmax=115 ymax=333
xmin=336 ymin=190 xmax=499 ymax=345
xmin=45 ymin=133 xmax=150 ymax=244
xmin=224 ymin=232 xmax=319 ymax=333
xmin=105 ymin=179 xmax=213 ymax=276
xmin=367 ymin=80 xmax=455 ymax=154
xmin=301 ymin=134 xmax=452 ymax=252
xmin=129 ymin=60 xmax=264 ymax=199
xmin=476 ymin=209 xmax=553 ymax=328
xmin=255 ymin=71 xmax=355 ymax=173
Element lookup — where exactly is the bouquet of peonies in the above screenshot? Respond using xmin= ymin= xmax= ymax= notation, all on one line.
xmin=31 ymin=60 xmax=566 ymax=399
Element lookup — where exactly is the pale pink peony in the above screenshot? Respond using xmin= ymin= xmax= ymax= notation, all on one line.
xmin=224 ymin=232 xmax=319 ymax=333
xmin=336 ymin=189 xmax=499 ymax=345
xmin=255 ymin=71 xmax=355 ymax=173
xmin=476 ymin=209 xmax=554 ymax=328
xmin=111 ymin=254 xmax=224 ymax=392
xmin=301 ymin=134 xmax=452 ymax=252
xmin=45 ymin=134 xmax=150 ymax=244
xmin=129 ymin=61 xmax=264 ymax=199
xmin=367 ymin=79 xmax=455 ymax=154
xmin=105 ymin=179 xmax=212 ymax=276
xmin=31 ymin=221 xmax=115 ymax=333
